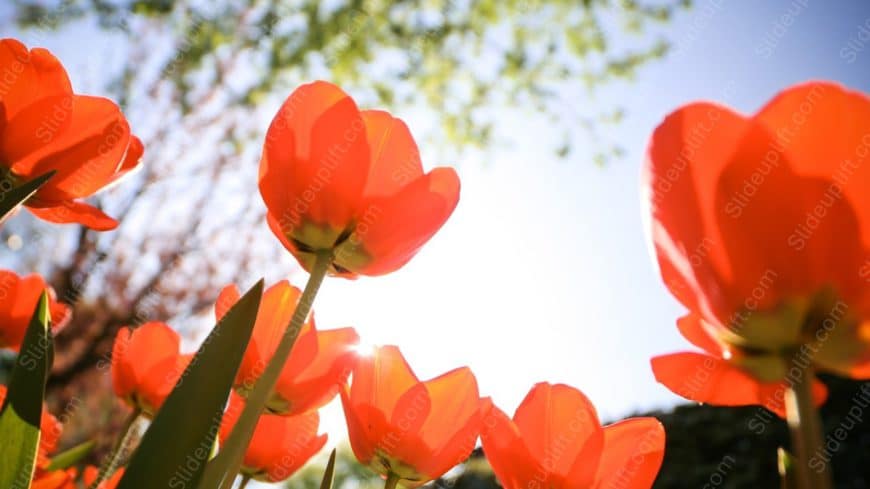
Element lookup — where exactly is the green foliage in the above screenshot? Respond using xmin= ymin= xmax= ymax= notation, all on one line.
xmin=11 ymin=0 xmax=690 ymax=164
xmin=118 ymin=280 xmax=263 ymax=489
xmin=0 ymin=171 xmax=56 ymax=224
xmin=0 ymin=293 xmax=53 ymax=489
xmin=44 ymin=440 xmax=96 ymax=471
xmin=319 ymin=449 xmax=337 ymax=489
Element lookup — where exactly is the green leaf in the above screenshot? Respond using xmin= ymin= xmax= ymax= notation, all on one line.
xmin=0 ymin=292 xmax=53 ymax=488
xmin=0 ymin=171 xmax=56 ymax=224
xmin=117 ymin=279 xmax=264 ymax=489
xmin=319 ymin=449 xmax=337 ymax=489
xmin=45 ymin=440 xmax=95 ymax=471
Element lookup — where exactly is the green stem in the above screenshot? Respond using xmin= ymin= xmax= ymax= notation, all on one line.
xmin=88 ymin=407 xmax=140 ymax=489
xmin=784 ymin=362 xmax=831 ymax=489
xmin=238 ymin=474 xmax=252 ymax=489
xmin=384 ymin=472 xmax=400 ymax=489
xmin=216 ymin=250 xmax=332 ymax=489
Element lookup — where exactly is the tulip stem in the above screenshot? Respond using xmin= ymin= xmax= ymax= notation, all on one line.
xmin=215 ymin=249 xmax=333 ymax=489
xmin=384 ymin=472 xmax=400 ymax=489
xmin=784 ymin=362 xmax=831 ymax=489
xmin=88 ymin=407 xmax=140 ymax=489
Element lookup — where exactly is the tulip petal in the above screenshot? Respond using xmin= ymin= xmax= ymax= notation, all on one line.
xmin=360 ymin=110 xmax=424 ymax=198
xmin=215 ymin=284 xmax=241 ymax=321
xmin=342 ymin=167 xmax=460 ymax=276
xmin=105 ymin=135 xmax=143 ymax=185
xmin=0 ymin=39 xmax=71 ymax=119
xmin=82 ymin=465 xmax=124 ymax=489
xmin=755 ymin=380 xmax=828 ymax=419
xmin=111 ymin=322 xmax=181 ymax=412
xmin=30 ymin=469 xmax=77 ymax=489
xmin=138 ymin=355 xmax=186 ymax=413
xmin=276 ymin=326 xmax=358 ymax=415
xmin=221 ymin=393 xmax=326 ymax=482
xmin=233 ymin=281 xmax=308 ymax=392
xmin=27 ymin=200 xmax=119 ymax=230
xmin=480 ymin=399 xmax=541 ymax=489
xmin=418 ymin=367 xmax=479 ymax=446
xmin=513 ymin=383 xmax=603 ymax=487
xmin=259 ymin=81 xmax=369 ymax=244
xmin=676 ymin=313 xmax=723 ymax=355
xmin=651 ymin=352 xmax=761 ymax=408
xmin=593 ymin=418 xmax=665 ymax=489
xmin=6 ymin=96 xmax=130 ymax=202
xmin=419 ymin=370 xmax=481 ymax=478
xmin=650 ymin=352 xmax=826 ymax=418
xmin=349 ymin=345 xmax=419 ymax=413
xmin=643 ymin=102 xmax=752 ymax=322
xmin=713 ymin=122 xmax=865 ymax=312
xmin=755 ymin=82 xmax=870 ymax=248
xmin=340 ymin=388 xmax=378 ymax=465
xmin=1 ymin=94 xmax=74 ymax=166
xmin=0 ymin=271 xmax=68 ymax=351
xmin=381 ymin=382 xmax=433 ymax=472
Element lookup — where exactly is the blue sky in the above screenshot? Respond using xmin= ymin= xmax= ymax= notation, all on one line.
xmin=5 ymin=0 xmax=870 ymax=484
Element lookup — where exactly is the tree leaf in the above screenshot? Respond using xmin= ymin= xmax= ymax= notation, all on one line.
xmin=0 ymin=171 xmax=56 ymax=224
xmin=117 ymin=279 xmax=264 ymax=489
xmin=44 ymin=440 xmax=95 ymax=471
xmin=0 ymin=292 xmax=53 ymax=488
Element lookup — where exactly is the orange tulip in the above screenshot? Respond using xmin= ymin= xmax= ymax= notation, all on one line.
xmin=340 ymin=345 xmax=482 ymax=487
xmin=216 ymin=280 xmax=359 ymax=415
xmin=480 ymin=383 xmax=665 ymax=489
xmin=219 ymin=392 xmax=327 ymax=482
xmin=30 ymin=469 xmax=77 ymax=489
xmin=0 ymin=384 xmax=62 ymax=470
xmin=643 ymin=81 xmax=870 ymax=400
xmin=0 ymin=38 xmax=142 ymax=230
xmin=32 ymin=467 xmax=123 ymax=489
xmin=111 ymin=321 xmax=191 ymax=417
xmin=259 ymin=81 xmax=460 ymax=278
xmin=0 ymin=269 xmax=70 ymax=351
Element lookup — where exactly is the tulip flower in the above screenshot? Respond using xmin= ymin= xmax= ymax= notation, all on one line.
xmin=219 ymin=392 xmax=327 ymax=483
xmin=480 ymin=383 xmax=665 ymax=489
xmin=0 ymin=269 xmax=70 ymax=351
xmin=644 ymin=81 xmax=870 ymax=488
xmin=0 ymin=384 xmax=62 ymax=470
xmin=259 ymin=80 xmax=460 ymax=278
xmin=111 ymin=321 xmax=191 ymax=417
xmin=216 ymin=281 xmax=359 ymax=415
xmin=341 ymin=345 xmax=482 ymax=488
xmin=644 ymin=81 xmax=870 ymax=387
xmin=651 ymin=313 xmax=828 ymax=418
xmin=0 ymin=38 xmax=142 ymax=230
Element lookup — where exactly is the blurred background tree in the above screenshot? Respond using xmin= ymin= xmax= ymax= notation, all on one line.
xmin=0 ymin=0 xmax=690 ymax=461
